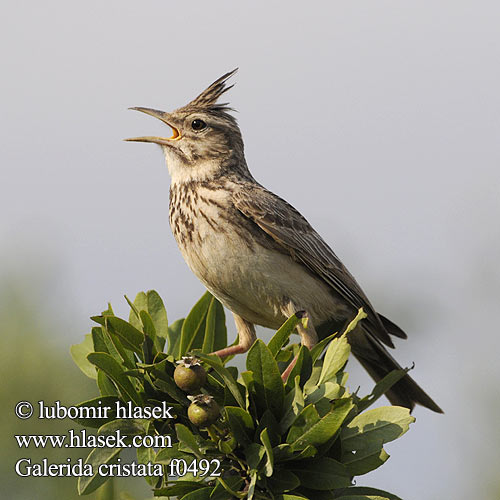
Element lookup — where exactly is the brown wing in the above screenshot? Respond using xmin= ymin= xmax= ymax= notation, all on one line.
xmin=233 ymin=183 xmax=394 ymax=347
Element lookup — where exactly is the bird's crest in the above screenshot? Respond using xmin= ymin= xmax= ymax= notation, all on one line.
xmin=180 ymin=69 xmax=238 ymax=114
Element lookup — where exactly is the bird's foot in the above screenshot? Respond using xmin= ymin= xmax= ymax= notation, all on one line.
xmin=212 ymin=344 xmax=248 ymax=359
xmin=281 ymin=354 xmax=299 ymax=381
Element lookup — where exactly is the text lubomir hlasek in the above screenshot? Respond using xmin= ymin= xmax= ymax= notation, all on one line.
xmin=37 ymin=401 xmax=175 ymax=420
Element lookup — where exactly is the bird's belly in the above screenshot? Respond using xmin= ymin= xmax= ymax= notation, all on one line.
xmin=178 ymin=233 xmax=344 ymax=329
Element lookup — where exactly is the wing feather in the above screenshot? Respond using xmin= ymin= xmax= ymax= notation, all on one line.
xmin=233 ymin=184 xmax=394 ymax=347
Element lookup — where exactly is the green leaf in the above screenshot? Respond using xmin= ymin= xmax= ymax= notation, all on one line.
xmin=70 ymin=396 xmax=119 ymax=428
xmin=146 ymin=290 xmax=169 ymax=348
xmin=180 ymin=487 xmax=213 ymax=500
xmin=288 ymin=457 xmax=351 ymax=490
xmin=87 ymin=353 xmax=142 ymax=406
xmin=100 ymin=325 xmax=134 ymax=368
xmin=101 ymin=303 xmax=115 ymax=316
xmin=97 ymin=367 xmax=119 ymax=398
xmin=245 ymin=442 xmax=265 ymax=471
xmin=247 ymin=471 xmax=257 ymax=500
xmin=137 ymin=445 xmax=157 ymax=487
xmin=78 ymin=447 xmax=122 ymax=495
xmin=180 ymin=291 xmax=212 ymax=355
xmin=96 ymin=478 xmax=114 ymax=500
xmin=318 ymin=334 xmax=350 ymax=385
xmin=213 ymin=476 xmax=245 ymax=499
xmin=92 ymin=327 xmax=109 ymax=353
xmin=155 ymin=443 xmax=194 ymax=464
xmin=202 ymin=296 xmax=227 ymax=353
xmin=286 ymin=404 xmax=320 ymax=446
xmin=287 ymin=398 xmax=354 ymax=451
xmin=225 ymin=406 xmax=254 ymax=446
xmin=343 ymin=307 xmax=368 ymax=335
xmin=341 ymin=406 xmax=415 ymax=453
xmin=260 ymin=428 xmax=274 ymax=476
xmin=154 ymin=481 xmax=205 ymax=497
xmin=105 ymin=331 xmax=136 ymax=370
xmin=334 ymin=486 xmax=403 ymax=500
xmin=279 ymin=376 xmax=305 ymax=434
xmin=356 ymin=368 xmax=409 ymax=412
xmin=105 ymin=317 xmax=144 ymax=355
xmin=285 ymin=345 xmax=312 ymax=390
xmin=71 ymin=333 xmax=97 ymax=379
xmin=274 ymin=495 xmax=309 ymax=500
xmin=126 ymin=293 xmax=144 ymax=330
xmin=310 ymin=332 xmax=338 ymax=363
xmin=196 ymin=353 xmax=245 ymax=409
xmin=246 ymin=339 xmax=284 ymax=419
xmin=140 ymin=310 xmax=157 ymax=342
xmin=304 ymin=381 xmax=342 ymax=405
xmin=176 ymin=424 xmax=203 ymax=458
xmin=167 ymin=318 xmax=184 ymax=357
xmin=268 ymin=313 xmax=302 ymax=357
xmin=98 ymin=418 xmax=146 ymax=439
xmin=257 ymin=409 xmax=280 ymax=447
xmin=266 ymin=469 xmax=301 ymax=493
xmin=343 ymin=447 xmax=390 ymax=476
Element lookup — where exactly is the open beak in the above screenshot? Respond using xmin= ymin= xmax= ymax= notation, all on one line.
xmin=125 ymin=107 xmax=181 ymax=145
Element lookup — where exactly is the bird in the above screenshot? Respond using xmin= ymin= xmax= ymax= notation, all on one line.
xmin=126 ymin=69 xmax=443 ymax=413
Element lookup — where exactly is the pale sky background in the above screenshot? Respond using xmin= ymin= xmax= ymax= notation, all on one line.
xmin=2 ymin=2 xmax=500 ymax=499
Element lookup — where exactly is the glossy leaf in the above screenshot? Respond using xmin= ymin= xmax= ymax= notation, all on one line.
xmin=71 ymin=333 xmax=97 ymax=379
xmin=334 ymin=486 xmax=403 ymax=500
xmin=196 ymin=353 xmax=245 ymax=408
xmin=179 ymin=291 xmax=212 ymax=355
xmin=176 ymin=424 xmax=203 ymax=458
xmin=268 ymin=313 xmax=302 ymax=357
xmin=70 ymin=396 xmax=119 ymax=428
xmin=266 ymin=469 xmax=301 ymax=493
xmin=154 ymin=481 xmax=205 ymax=497
xmin=341 ymin=406 xmax=415 ymax=453
xmin=78 ymin=447 xmax=122 ymax=495
xmin=356 ymin=368 xmax=409 ymax=412
xmin=166 ymin=318 xmax=184 ymax=357
xmin=202 ymin=296 xmax=227 ymax=353
xmin=260 ymin=428 xmax=274 ymax=476
xmin=180 ymin=487 xmax=213 ymax=499
xmin=246 ymin=340 xmax=284 ymax=419
xmin=343 ymin=447 xmax=390 ymax=476
xmin=225 ymin=406 xmax=254 ymax=446
xmin=318 ymin=334 xmax=350 ymax=385
xmin=285 ymin=345 xmax=312 ymax=389
xmin=87 ymin=353 xmax=142 ymax=406
xmin=288 ymin=457 xmax=351 ymax=490
xmin=287 ymin=398 xmax=354 ymax=451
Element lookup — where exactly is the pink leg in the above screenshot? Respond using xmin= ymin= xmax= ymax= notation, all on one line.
xmin=212 ymin=313 xmax=256 ymax=359
xmin=280 ymin=306 xmax=318 ymax=382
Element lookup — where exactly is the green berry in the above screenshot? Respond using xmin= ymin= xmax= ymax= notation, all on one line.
xmin=187 ymin=395 xmax=220 ymax=427
xmin=174 ymin=356 xmax=207 ymax=393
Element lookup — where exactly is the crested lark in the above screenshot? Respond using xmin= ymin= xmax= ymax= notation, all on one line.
xmin=127 ymin=70 xmax=442 ymax=413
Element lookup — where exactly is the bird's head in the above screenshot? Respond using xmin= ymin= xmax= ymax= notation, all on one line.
xmin=127 ymin=69 xmax=249 ymax=183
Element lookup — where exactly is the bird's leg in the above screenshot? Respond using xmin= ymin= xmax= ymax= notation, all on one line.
xmin=212 ymin=313 xmax=256 ymax=358
xmin=281 ymin=304 xmax=318 ymax=381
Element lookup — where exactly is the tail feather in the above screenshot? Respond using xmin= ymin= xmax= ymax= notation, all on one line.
xmin=378 ymin=313 xmax=408 ymax=339
xmin=350 ymin=329 xmax=443 ymax=413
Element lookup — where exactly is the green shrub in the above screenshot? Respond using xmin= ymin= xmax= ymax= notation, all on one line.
xmin=72 ymin=290 xmax=414 ymax=500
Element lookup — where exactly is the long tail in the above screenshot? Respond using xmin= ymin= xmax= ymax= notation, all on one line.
xmin=349 ymin=327 xmax=443 ymax=413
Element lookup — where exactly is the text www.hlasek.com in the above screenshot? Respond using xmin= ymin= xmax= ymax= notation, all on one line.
xmin=15 ymin=429 xmax=169 ymax=449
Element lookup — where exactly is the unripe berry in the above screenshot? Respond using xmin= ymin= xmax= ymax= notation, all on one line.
xmin=174 ymin=356 xmax=207 ymax=394
xmin=187 ymin=395 xmax=220 ymax=428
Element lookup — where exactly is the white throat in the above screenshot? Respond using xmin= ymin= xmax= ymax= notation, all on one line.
xmin=162 ymin=146 xmax=221 ymax=185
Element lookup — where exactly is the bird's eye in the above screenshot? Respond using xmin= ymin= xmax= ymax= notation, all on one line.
xmin=191 ymin=119 xmax=207 ymax=131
